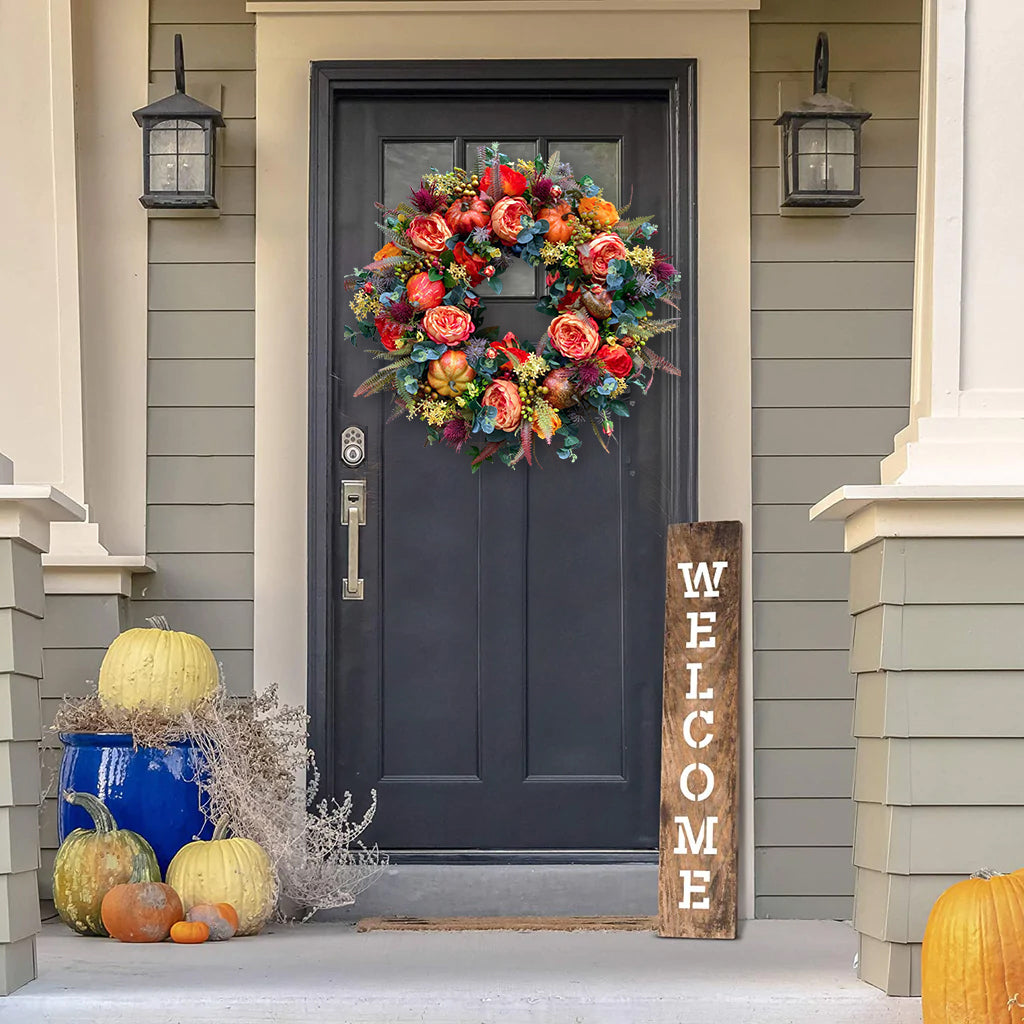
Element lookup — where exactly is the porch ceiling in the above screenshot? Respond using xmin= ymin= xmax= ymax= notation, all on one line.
xmin=13 ymin=919 xmax=920 ymax=1023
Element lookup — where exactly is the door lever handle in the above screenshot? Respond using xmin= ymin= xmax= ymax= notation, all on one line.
xmin=342 ymin=480 xmax=366 ymax=600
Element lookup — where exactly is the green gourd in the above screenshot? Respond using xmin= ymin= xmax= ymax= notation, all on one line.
xmin=52 ymin=790 xmax=160 ymax=936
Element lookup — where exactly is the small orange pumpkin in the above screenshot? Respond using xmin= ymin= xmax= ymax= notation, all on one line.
xmin=427 ymin=350 xmax=476 ymax=397
xmin=170 ymin=920 xmax=209 ymax=944
xmin=186 ymin=902 xmax=238 ymax=941
xmin=100 ymin=854 xmax=183 ymax=943
xmin=537 ymin=203 xmax=575 ymax=243
xmin=578 ymin=195 xmax=619 ymax=229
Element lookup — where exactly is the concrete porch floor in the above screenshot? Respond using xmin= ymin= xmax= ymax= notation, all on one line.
xmin=0 ymin=919 xmax=921 ymax=1024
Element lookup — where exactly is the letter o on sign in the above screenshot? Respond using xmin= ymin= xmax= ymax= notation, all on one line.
xmin=679 ymin=762 xmax=715 ymax=802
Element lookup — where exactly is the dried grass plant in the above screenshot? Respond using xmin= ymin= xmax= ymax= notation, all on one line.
xmin=51 ymin=684 xmax=385 ymax=920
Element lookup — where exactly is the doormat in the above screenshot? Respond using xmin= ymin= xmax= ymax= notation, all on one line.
xmin=356 ymin=915 xmax=657 ymax=933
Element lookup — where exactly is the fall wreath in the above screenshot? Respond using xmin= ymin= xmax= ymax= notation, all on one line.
xmin=349 ymin=144 xmax=681 ymax=469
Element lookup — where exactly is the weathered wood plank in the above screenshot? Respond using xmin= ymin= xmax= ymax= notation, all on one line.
xmin=754 ymin=650 xmax=854 ymax=700
xmin=754 ymin=748 xmax=855 ymax=798
xmin=753 ymin=505 xmax=845 ymax=554
xmin=753 ymin=600 xmax=852 ymax=651
xmin=149 ymin=408 xmax=254 ymax=457
xmin=147 ymin=456 xmax=253 ymax=504
xmin=752 ymin=310 xmax=912 ymax=359
xmin=751 ymin=24 xmax=921 ymax=73
xmin=149 ymin=216 xmax=255 ymax=264
xmin=147 ymin=505 xmax=254 ymax=554
xmin=150 ymin=25 xmax=254 ymax=71
xmin=756 ymin=698 xmax=854 ymax=749
xmin=753 ymin=408 xmax=907 ymax=457
xmin=148 ymin=311 xmax=255 ymax=358
xmin=149 ymin=264 xmax=254 ymax=311
xmin=752 ymin=263 xmax=914 ymax=311
xmin=659 ymin=522 xmax=740 ymax=939
xmin=753 ymin=456 xmax=885 ymax=504
xmin=755 ymin=798 xmax=854 ymax=847
xmin=148 ymin=359 xmax=254 ymax=408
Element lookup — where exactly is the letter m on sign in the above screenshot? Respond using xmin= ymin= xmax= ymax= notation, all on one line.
xmin=677 ymin=561 xmax=729 ymax=598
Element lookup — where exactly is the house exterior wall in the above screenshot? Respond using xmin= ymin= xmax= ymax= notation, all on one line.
xmin=137 ymin=0 xmax=257 ymax=694
xmin=750 ymin=0 xmax=920 ymax=920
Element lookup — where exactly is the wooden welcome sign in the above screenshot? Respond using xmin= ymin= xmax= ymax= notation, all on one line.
xmin=658 ymin=521 xmax=741 ymax=939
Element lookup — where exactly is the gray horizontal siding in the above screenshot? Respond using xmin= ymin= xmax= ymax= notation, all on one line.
xmin=749 ymin=0 xmax=919 ymax=919
xmin=145 ymin=0 xmax=255 ymax=697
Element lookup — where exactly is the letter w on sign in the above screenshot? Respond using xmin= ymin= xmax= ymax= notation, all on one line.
xmin=658 ymin=521 xmax=741 ymax=939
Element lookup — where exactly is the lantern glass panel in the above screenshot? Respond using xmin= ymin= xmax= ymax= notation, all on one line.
xmin=147 ymin=118 xmax=207 ymax=195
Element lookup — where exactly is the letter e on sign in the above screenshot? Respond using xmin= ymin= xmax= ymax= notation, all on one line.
xmin=658 ymin=521 xmax=740 ymax=939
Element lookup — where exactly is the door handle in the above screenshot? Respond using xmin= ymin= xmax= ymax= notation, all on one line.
xmin=342 ymin=480 xmax=366 ymax=600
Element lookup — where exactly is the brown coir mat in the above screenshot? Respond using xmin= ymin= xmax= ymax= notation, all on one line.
xmin=356 ymin=915 xmax=657 ymax=933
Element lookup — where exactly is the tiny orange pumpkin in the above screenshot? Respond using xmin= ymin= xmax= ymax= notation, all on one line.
xmin=537 ymin=203 xmax=575 ymax=243
xmin=217 ymin=903 xmax=240 ymax=933
xmin=186 ymin=902 xmax=238 ymax=941
xmin=170 ymin=920 xmax=210 ymax=944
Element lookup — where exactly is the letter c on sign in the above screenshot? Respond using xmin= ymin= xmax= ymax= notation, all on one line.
xmin=680 ymin=762 xmax=715 ymax=802
xmin=683 ymin=709 xmax=714 ymax=749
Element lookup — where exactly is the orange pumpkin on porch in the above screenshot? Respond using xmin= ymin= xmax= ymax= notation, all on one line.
xmin=921 ymin=869 xmax=1024 ymax=1023
xmin=537 ymin=203 xmax=575 ymax=243
xmin=170 ymin=920 xmax=210 ymax=944
xmin=100 ymin=854 xmax=183 ymax=943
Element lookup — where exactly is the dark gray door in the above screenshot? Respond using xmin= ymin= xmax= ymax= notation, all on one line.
xmin=311 ymin=64 xmax=695 ymax=852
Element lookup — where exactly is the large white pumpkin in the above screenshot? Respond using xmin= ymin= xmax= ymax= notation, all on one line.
xmin=98 ymin=627 xmax=219 ymax=713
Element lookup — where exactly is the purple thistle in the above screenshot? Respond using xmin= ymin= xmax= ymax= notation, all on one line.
xmin=409 ymin=186 xmax=446 ymax=214
xmin=471 ymin=226 xmax=493 ymax=245
xmin=464 ymin=335 xmax=490 ymax=364
xmin=575 ymin=362 xmax=603 ymax=390
xmin=442 ymin=418 xmax=471 ymax=451
xmin=531 ymin=177 xmax=557 ymax=206
xmin=634 ymin=272 xmax=658 ymax=296
xmin=388 ymin=298 xmax=416 ymax=324
xmin=652 ymin=260 xmax=677 ymax=282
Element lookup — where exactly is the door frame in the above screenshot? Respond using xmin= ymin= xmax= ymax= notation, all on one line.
xmin=307 ymin=61 xmax=698 ymax=821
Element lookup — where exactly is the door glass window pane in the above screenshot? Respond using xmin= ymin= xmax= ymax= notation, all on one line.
xmin=550 ymin=140 xmax=621 ymax=206
xmin=383 ymin=140 xmax=454 ymax=212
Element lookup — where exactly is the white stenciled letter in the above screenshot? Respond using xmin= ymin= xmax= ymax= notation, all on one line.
xmin=678 ymin=870 xmax=712 ymax=910
xmin=683 ymin=709 xmax=714 ymax=749
xmin=677 ymin=561 xmax=728 ymax=598
xmin=685 ymin=662 xmax=713 ymax=700
xmin=673 ymin=815 xmax=719 ymax=856
xmin=680 ymin=762 xmax=715 ymax=801
xmin=685 ymin=611 xmax=717 ymax=649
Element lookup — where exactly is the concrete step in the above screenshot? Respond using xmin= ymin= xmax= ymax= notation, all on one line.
xmin=5 ymin=919 xmax=922 ymax=1024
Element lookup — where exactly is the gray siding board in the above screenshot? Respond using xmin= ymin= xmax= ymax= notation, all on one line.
xmin=148 ymin=359 xmax=254 ymax=408
xmin=128 ymin=601 xmax=253 ymax=649
xmin=132 ymin=554 xmax=253 ymax=602
xmin=753 ymin=600 xmax=851 ymax=650
xmin=751 ymin=24 xmax=920 ymax=72
xmin=150 ymin=24 xmax=254 ymax=70
xmin=755 ymin=749 xmax=856 ymax=798
xmin=752 ymin=263 xmax=914 ymax=311
xmin=894 ymin=538 xmax=1024 ymax=606
xmin=755 ymin=798 xmax=855 ymax=847
xmin=148 ymin=311 xmax=255 ymax=358
xmin=754 ymin=650 xmax=854 ymax=700
xmin=753 ymin=361 xmax=911 ymax=409
xmin=150 ymin=0 xmax=254 ymax=23
xmin=751 ymin=167 xmax=917 ymax=217
xmin=147 ymin=457 xmax=254 ymax=504
xmin=218 ymin=167 xmax=256 ymax=215
xmin=752 ymin=408 xmax=908 ymax=456
xmin=755 ymin=847 xmax=853 ymax=897
xmin=750 ymin=0 xmax=922 ymax=23
xmin=41 ymin=597 xmax=126 ymax=650
xmin=751 ymin=310 xmax=913 ymax=359
xmin=147 ymin=505 xmax=254 ymax=553
xmin=216 ymin=649 xmax=253 ymax=694
xmin=149 ymin=216 xmax=255 ymax=264
xmin=148 ymin=408 xmax=255 ymax=456
xmin=750 ymin=72 xmax=921 ymax=120
xmin=752 ymin=215 xmax=916 ymax=263
xmin=147 ymin=70 xmax=255 ymax=118
xmin=753 ymin=505 xmax=846 ymax=553
xmin=754 ymin=554 xmax=851 ymax=601
xmin=149 ymin=264 xmax=255 ymax=311
xmin=755 ymin=896 xmax=853 ymax=920
xmin=755 ymin=699 xmax=854 ymax=749
xmin=753 ymin=456 xmax=885 ymax=504
xmin=219 ymin=118 xmax=256 ymax=167
xmin=41 ymin=649 xmax=105 ymax=699
xmin=752 ymin=119 xmax=919 ymax=169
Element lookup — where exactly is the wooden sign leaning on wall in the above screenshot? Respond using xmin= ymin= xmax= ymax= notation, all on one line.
xmin=658 ymin=521 xmax=741 ymax=939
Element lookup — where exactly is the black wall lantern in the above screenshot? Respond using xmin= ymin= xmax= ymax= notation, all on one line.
xmin=132 ymin=34 xmax=224 ymax=209
xmin=775 ymin=33 xmax=871 ymax=209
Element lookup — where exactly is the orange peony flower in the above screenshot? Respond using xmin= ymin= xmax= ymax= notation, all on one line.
xmin=422 ymin=305 xmax=474 ymax=347
xmin=548 ymin=312 xmax=601 ymax=361
xmin=481 ymin=379 xmax=523 ymax=432
xmin=577 ymin=232 xmax=628 ymax=280
xmin=374 ymin=242 xmax=402 ymax=261
xmin=578 ymin=196 xmax=620 ymax=228
xmin=407 ymin=213 xmax=452 ymax=254
xmin=490 ymin=196 xmax=533 ymax=244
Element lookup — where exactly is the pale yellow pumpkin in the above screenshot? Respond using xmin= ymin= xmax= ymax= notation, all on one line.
xmin=98 ymin=626 xmax=219 ymax=713
xmin=166 ymin=821 xmax=276 ymax=936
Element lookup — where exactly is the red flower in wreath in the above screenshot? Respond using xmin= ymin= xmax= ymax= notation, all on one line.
xmin=453 ymin=241 xmax=488 ymax=285
xmin=480 ymin=164 xmax=527 ymax=197
xmin=577 ymin=232 xmax=628 ymax=280
xmin=407 ymin=213 xmax=452 ymax=254
xmin=406 ymin=272 xmax=446 ymax=310
xmin=548 ymin=312 xmax=601 ymax=360
xmin=597 ymin=342 xmax=634 ymax=378
xmin=423 ymin=305 xmax=474 ymax=347
xmin=491 ymin=196 xmax=532 ymax=244
xmin=375 ymin=316 xmax=407 ymax=352
xmin=481 ymin=379 xmax=523 ymax=431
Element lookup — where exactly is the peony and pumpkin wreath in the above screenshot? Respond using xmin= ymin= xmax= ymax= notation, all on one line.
xmin=348 ymin=145 xmax=682 ymax=469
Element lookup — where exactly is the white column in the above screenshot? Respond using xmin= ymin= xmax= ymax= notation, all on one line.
xmin=880 ymin=0 xmax=1024 ymax=487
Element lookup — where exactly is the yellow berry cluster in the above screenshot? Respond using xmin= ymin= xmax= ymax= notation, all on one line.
xmin=540 ymin=241 xmax=572 ymax=266
xmin=627 ymin=246 xmax=656 ymax=272
xmin=417 ymin=398 xmax=455 ymax=427
xmin=512 ymin=353 xmax=549 ymax=384
xmin=349 ymin=291 xmax=382 ymax=321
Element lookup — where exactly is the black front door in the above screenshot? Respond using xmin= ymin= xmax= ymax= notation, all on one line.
xmin=309 ymin=62 xmax=695 ymax=852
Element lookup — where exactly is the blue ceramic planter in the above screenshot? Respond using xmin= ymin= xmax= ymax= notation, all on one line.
xmin=57 ymin=733 xmax=214 ymax=876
